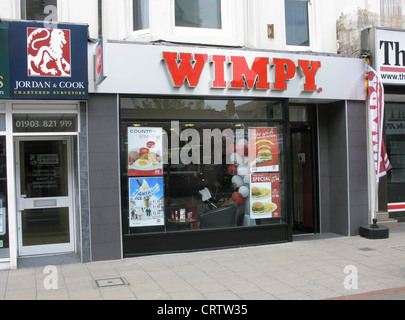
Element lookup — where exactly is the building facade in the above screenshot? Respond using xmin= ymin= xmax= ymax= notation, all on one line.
xmin=0 ymin=0 xmax=371 ymax=269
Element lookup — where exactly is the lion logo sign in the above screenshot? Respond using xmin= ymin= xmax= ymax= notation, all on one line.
xmin=27 ymin=27 xmax=71 ymax=77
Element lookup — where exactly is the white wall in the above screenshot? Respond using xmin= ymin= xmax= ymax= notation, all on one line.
xmin=335 ymin=0 xmax=380 ymax=18
xmin=0 ymin=0 xmax=368 ymax=54
xmin=59 ymin=0 xmax=98 ymax=39
xmin=0 ymin=0 xmax=20 ymax=19
xmin=0 ymin=0 xmax=97 ymax=38
xmin=244 ymin=0 xmax=338 ymax=53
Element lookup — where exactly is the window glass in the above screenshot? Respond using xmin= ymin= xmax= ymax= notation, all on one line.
xmin=22 ymin=0 xmax=57 ymax=21
xmin=121 ymin=98 xmax=283 ymax=120
xmin=0 ymin=115 xmax=5 ymax=131
xmin=133 ymin=0 xmax=149 ymax=30
xmin=120 ymin=98 xmax=286 ymax=235
xmin=386 ymin=103 xmax=405 ymax=203
xmin=175 ymin=0 xmax=222 ymax=29
xmin=289 ymin=105 xmax=314 ymax=122
xmin=285 ymin=0 xmax=310 ymax=46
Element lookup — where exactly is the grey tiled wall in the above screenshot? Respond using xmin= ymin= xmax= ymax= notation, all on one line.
xmin=88 ymin=94 xmax=122 ymax=261
xmin=318 ymin=101 xmax=368 ymax=236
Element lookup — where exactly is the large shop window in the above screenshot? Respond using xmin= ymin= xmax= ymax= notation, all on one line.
xmin=175 ymin=0 xmax=222 ymax=29
xmin=386 ymin=102 xmax=405 ymax=203
xmin=120 ymin=98 xmax=286 ymax=235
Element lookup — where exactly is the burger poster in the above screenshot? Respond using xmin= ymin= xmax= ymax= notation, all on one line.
xmin=128 ymin=127 xmax=163 ymax=176
xmin=250 ymin=173 xmax=281 ymax=219
xmin=248 ymin=127 xmax=279 ymax=173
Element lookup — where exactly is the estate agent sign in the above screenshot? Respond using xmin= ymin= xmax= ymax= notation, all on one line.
xmin=0 ymin=20 xmax=88 ymax=99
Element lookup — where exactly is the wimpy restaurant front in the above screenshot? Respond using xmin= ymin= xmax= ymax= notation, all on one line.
xmin=87 ymin=41 xmax=368 ymax=260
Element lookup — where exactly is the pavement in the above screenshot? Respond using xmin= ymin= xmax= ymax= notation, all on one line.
xmin=0 ymin=223 xmax=404 ymax=301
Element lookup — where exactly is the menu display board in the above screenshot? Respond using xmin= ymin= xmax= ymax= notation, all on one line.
xmin=248 ymin=127 xmax=279 ymax=173
xmin=250 ymin=173 xmax=281 ymax=219
xmin=247 ymin=127 xmax=281 ymax=220
xmin=128 ymin=127 xmax=163 ymax=176
xmin=129 ymin=177 xmax=165 ymax=227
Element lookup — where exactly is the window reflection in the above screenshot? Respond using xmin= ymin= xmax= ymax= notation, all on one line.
xmin=120 ymin=98 xmax=286 ymax=235
xmin=175 ymin=0 xmax=222 ymax=29
xmin=22 ymin=0 xmax=57 ymax=21
xmin=133 ymin=0 xmax=149 ymax=30
xmin=121 ymin=98 xmax=283 ymax=120
xmin=285 ymin=0 xmax=310 ymax=46
xmin=386 ymin=103 xmax=405 ymax=203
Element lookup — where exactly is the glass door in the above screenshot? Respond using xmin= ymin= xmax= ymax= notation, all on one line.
xmin=15 ymin=137 xmax=74 ymax=256
xmin=291 ymin=125 xmax=316 ymax=233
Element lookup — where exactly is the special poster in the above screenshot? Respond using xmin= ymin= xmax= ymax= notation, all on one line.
xmin=250 ymin=173 xmax=281 ymax=219
xmin=129 ymin=177 xmax=164 ymax=227
xmin=128 ymin=127 xmax=163 ymax=176
xmin=248 ymin=127 xmax=279 ymax=173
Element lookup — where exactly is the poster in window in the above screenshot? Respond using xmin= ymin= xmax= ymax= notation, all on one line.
xmin=248 ymin=127 xmax=279 ymax=173
xmin=250 ymin=173 xmax=280 ymax=219
xmin=128 ymin=127 xmax=163 ymax=176
xmin=129 ymin=177 xmax=164 ymax=227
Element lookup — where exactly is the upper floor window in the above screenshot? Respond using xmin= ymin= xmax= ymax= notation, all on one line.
xmin=133 ymin=0 xmax=149 ymax=31
xmin=285 ymin=0 xmax=309 ymax=46
xmin=21 ymin=0 xmax=57 ymax=21
xmin=175 ymin=0 xmax=222 ymax=29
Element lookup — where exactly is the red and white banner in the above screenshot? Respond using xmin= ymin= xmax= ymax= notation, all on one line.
xmin=368 ymin=66 xmax=392 ymax=183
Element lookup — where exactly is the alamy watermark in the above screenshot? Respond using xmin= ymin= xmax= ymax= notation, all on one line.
xmin=343 ymin=265 xmax=358 ymax=290
xmin=43 ymin=265 xmax=58 ymax=290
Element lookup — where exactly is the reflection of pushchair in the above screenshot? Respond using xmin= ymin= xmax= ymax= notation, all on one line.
xmin=199 ymin=187 xmax=218 ymax=211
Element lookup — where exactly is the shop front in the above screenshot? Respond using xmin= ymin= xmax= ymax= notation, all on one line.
xmin=87 ymin=41 xmax=368 ymax=259
xmin=367 ymin=27 xmax=405 ymax=223
xmin=0 ymin=20 xmax=88 ymax=269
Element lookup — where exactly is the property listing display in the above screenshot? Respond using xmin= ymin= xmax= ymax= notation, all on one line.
xmin=248 ymin=127 xmax=281 ymax=219
xmin=129 ymin=177 xmax=164 ymax=227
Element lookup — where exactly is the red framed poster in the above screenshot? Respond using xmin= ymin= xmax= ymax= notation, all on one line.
xmin=128 ymin=127 xmax=163 ymax=176
xmin=248 ymin=127 xmax=279 ymax=173
xmin=250 ymin=173 xmax=281 ymax=219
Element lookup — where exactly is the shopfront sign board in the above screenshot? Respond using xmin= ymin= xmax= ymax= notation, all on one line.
xmin=88 ymin=42 xmax=366 ymax=101
xmin=94 ymin=36 xmax=107 ymax=85
xmin=372 ymin=28 xmax=405 ymax=85
xmin=7 ymin=21 xmax=88 ymax=99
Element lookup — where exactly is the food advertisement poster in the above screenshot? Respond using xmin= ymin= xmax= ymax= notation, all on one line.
xmin=129 ymin=177 xmax=164 ymax=227
xmin=128 ymin=127 xmax=163 ymax=176
xmin=250 ymin=173 xmax=280 ymax=219
xmin=248 ymin=127 xmax=279 ymax=173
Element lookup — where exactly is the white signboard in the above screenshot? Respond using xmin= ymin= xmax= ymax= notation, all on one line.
xmin=88 ymin=42 xmax=366 ymax=101
xmin=373 ymin=28 xmax=405 ymax=85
